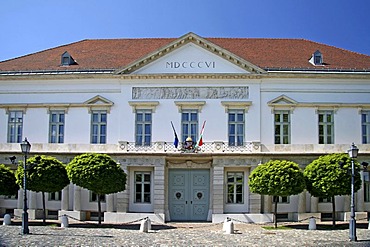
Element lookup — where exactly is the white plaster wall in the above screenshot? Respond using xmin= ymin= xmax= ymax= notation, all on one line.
xmin=0 ymin=109 xmax=7 ymax=143
xmin=291 ymin=108 xmax=317 ymax=144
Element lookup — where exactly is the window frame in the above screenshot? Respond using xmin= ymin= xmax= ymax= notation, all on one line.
xmin=91 ymin=110 xmax=107 ymax=144
xmin=274 ymin=110 xmax=290 ymax=144
xmin=181 ymin=109 xmax=198 ymax=143
xmin=228 ymin=109 xmax=245 ymax=146
xmin=134 ymin=171 xmax=152 ymax=204
xmin=362 ymin=111 xmax=370 ymax=144
xmin=226 ymin=172 xmax=244 ymax=204
xmin=318 ymin=110 xmax=334 ymax=144
xmin=49 ymin=110 xmax=65 ymax=143
xmin=135 ymin=110 xmax=152 ymax=146
xmin=7 ymin=110 xmax=23 ymax=143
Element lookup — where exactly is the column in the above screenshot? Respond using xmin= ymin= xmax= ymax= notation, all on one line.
xmin=356 ymin=171 xmax=365 ymax=212
xmin=310 ymin=196 xmax=318 ymax=213
xmin=73 ymin=185 xmax=81 ymax=211
xmin=17 ymin=189 xmax=23 ymax=209
xmin=153 ymin=166 xmax=165 ymax=214
xmin=298 ymin=191 xmax=306 ymax=213
xmin=212 ymin=166 xmax=224 ymax=214
xmin=106 ymin=194 xmax=114 ymax=212
xmin=61 ymin=185 xmax=69 ymax=211
xmin=263 ymin=195 xmax=272 ymax=213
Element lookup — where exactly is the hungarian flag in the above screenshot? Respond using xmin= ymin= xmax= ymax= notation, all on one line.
xmin=171 ymin=121 xmax=179 ymax=148
xmin=196 ymin=121 xmax=206 ymax=148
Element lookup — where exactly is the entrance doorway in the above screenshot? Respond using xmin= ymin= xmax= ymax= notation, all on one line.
xmin=168 ymin=169 xmax=210 ymax=221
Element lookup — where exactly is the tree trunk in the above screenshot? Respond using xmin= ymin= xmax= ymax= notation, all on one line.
xmin=274 ymin=196 xmax=278 ymax=228
xmin=332 ymin=195 xmax=336 ymax=227
xmin=98 ymin=194 xmax=102 ymax=225
xmin=42 ymin=191 xmax=46 ymax=225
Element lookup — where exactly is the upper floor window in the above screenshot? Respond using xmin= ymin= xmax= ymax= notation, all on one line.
xmin=49 ymin=111 xmax=65 ymax=143
xmin=274 ymin=111 xmax=290 ymax=144
xmin=318 ymin=110 xmax=334 ymax=144
xmin=8 ymin=111 xmax=23 ymax=143
xmin=91 ymin=111 xmax=107 ymax=144
xmin=362 ymin=111 xmax=370 ymax=144
xmin=228 ymin=110 xmax=245 ymax=146
xmin=181 ymin=110 xmax=198 ymax=143
xmin=136 ymin=110 xmax=152 ymax=146
xmin=226 ymin=172 xmax=244 ymax=204
xmin=309 ymin=50 xmax=323 ymax=66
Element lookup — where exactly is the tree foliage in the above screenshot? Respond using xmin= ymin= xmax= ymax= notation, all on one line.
xmin=304 ymin=153 xmax=361 ymax=198
xmin=15 ymin=155 xmax=69 ymax=193
xmin=304 ymin=153 xmax=362 ymax=226
xmin=249 ymin=160 xmax=305 ymax=228
xmin=0 ymin=164 xmax=19 ymax=196
xmin=15 ymin=155 xmax=70 ymax=224
xmin=66 ymin=153 xmax=127 ymax=224
xmin=249 ymin=160 xmax=305 ymax=197
xmin=66 ymin=153 xmax=126 ymax=195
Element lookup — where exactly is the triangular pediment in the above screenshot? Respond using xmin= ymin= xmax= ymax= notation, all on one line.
xmin=267 ymin=95 xmax=298 ymax=106
xmin=115 ymin=32 xmax=265 ymax=75
xmin=84 ymin=95 xmax=114 ymax=105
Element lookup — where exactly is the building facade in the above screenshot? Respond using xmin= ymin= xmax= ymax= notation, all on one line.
xmin=0 ymin=33 xmax=370 ymax=223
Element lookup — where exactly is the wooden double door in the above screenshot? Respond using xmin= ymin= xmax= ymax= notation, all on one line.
xmin=168 ymin=169 xmax=210 ymax=221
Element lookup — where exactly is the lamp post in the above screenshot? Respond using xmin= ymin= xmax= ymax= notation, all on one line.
xmin=348 ymin=143 xmax=359 ymax=242
xmin=20 ymin=137 xmax=31 ymax=235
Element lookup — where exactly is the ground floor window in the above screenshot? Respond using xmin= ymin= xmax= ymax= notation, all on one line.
xmin=135 ymin=171 xmax=151 ymax=203
xmin=318 ymin=197 xmax=332 ymax=203
xmin=48 ymin=191 xmax=62 ymax=201
xmin=226 ymin=172 xmax=244 ymax=204
xmin=273 ymin=196 xmax=290 ymax=203
xmin=90 ymin=192 xmax=106 ymax=202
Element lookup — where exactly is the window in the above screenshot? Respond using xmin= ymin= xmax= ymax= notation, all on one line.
xmin=8 ymin=111 xmax=23 ymax=143
xmin=226 ymin=172 xmax=244 ymax=204
xmin=274 ymin=111 xmax=290 ymax=144
xmin=90 ymin=192 xmax=105 ymax=202
xmin=228 ymin=110 xmax=244 ymax=146
xmin=134 ymin=172 xmax=151 ymax=203
xmin=362 ymin=111 xmax=370 ymax=144
xmin=318 ymin=111 xmax=334 ymax=144
xmin=318 ymin=197 xmax=332 ymax=203
xmin=91 ymin=111 xmax=107 ymax=144
xmin=136 ymin=110 xmax=152 ymax=146
xmin=181 ymin=110 xmax=198 ymax=142
xmin=273 ymin=196 xmax=290 ymax=204
xmin=49 ymin=111 xmax=65 ymax=143
xmin=48 ymin=191 xmax=62 ymax=201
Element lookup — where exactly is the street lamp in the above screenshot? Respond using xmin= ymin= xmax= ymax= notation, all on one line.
xmin=348 ymin=142 xmax=359 ymax=242
xmin=20 ymin=137 xmax=31 ymax=235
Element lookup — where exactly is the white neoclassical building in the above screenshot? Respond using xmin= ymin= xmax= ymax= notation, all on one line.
xmin=0 ymin=32 xmax=370 ymax=223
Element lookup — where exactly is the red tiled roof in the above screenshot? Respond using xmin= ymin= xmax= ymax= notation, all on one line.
xmin=0 ymin=36 xmax=369 ymax=72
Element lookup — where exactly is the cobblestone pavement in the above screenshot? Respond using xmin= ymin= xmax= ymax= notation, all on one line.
xmin=1 ymin=220 xmax=370 ymax=246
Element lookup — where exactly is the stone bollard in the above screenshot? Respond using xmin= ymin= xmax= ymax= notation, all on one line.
xmin=3 ymin=214 xmax=11 ymax=225
xmin=147 ymin=218 xmax=152 ymax=231
xmin=225 ymin=221 xmax=234 ymax=234
xmin=222 ymin=218 xmax=230 ymax=232
xmin=61 ymin=215 xmax=69 ymax=228
xmin=308 ymin=217 xmax=316 ymax=230
xmin=139 ymin=218 xmax=149 ymax=233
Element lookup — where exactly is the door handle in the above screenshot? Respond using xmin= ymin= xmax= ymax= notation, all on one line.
xmin=186 ymin=201 xmax=187 ymax=204
xmin=191 ymin=201 xmax=192 ymax=204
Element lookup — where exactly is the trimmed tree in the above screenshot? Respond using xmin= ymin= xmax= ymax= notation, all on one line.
xmin=0 ymin=164 xmax=19 ymax=197
xmin=249 ymin=160 xmax=305 ymax=228
xmin=304 ymin=153 xmax=361 ymax=227
xmin=15 ymin=155 xmax=70 ymax=225
xmin=66 ymin=153 xmax=127 ymax=225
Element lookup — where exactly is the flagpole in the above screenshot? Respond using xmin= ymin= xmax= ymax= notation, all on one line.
xmin=195 ymin=120 xmax=206 ymax=148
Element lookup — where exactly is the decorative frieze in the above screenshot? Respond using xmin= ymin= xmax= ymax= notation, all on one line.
xmin=132 ymin=86 xmax=248 ymax=100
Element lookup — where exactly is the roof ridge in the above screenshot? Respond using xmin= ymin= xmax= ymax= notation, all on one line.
xmin=300 ymin=39 xmax=370 ymax=57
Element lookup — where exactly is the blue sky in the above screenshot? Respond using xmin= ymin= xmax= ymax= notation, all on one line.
xmin=1 ymin=0 xmax=369 ymax=62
